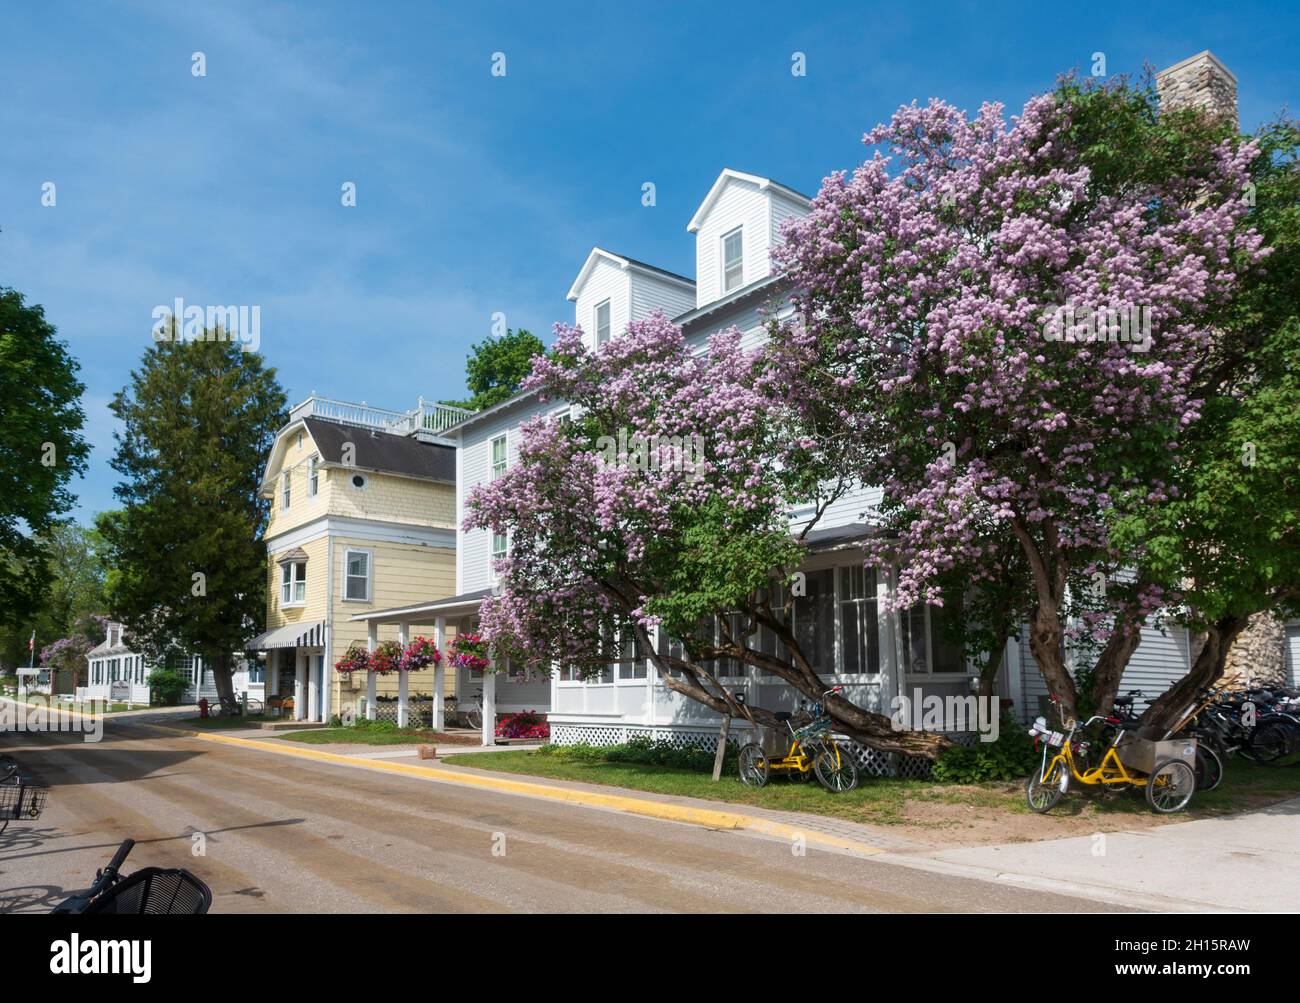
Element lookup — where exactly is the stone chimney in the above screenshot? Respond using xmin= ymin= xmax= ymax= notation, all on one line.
xmin=1156 ymin=50 xmax=1239 ymax=129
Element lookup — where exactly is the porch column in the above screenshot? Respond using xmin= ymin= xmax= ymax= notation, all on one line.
xmin=397 ymin=621 xmax=410 ymax=729
xmin=481 ymin=669 xmax=496 ymax=746
xmin=294 ymin=654 xmax=306 ymax=721
xmin=433 ymin=616 xmax=446 ymax=731
xmin=307 ymin=656 xmax=320 ymax=723
xmin=366 ymin=620 xmax=377 ymax=722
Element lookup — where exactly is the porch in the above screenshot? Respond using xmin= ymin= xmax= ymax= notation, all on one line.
xmin=350 ymin=589 xmax=551 ymax=746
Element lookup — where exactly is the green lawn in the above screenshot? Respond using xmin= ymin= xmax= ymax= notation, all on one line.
xmin=442 ymin=748 xmax=1300 ymax=832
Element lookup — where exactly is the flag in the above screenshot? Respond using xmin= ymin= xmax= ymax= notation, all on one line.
xmin=28 ymin=630 xmax=34 ymax=652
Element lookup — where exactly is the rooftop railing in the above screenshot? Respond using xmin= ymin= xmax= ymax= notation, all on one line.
xmin=288 ymin=394 xmax=472 ymax=437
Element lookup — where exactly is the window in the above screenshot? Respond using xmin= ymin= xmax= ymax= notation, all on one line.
xmin=295 ymin=431 xmax=304 ymax=449
xmin=350 ymin=473 xmax=367 ymax=490
xmin=491 ymin=532 xmax=508 ymax=562
xmin=280 ymin=561 xmax=306 ymax=606
xmin=722 ymin=228 xmax=744 ymax=292
xmin=490 ymin=435 xmax=507 ymax=479
xmin=281 ymin=471 xmax=291 ymax=510
xmin=308 ymin=455 xmax=319 ymax=496
xmin=792 ymin=569 xmax=834 ymax=675
xmin=344 ymin=549 xmax=371 ymax=601
xmin=715 ymin=613 xmax=748 ymax=678
xmin=838 ymin=566 xmax=881 ymax=675
xmin=618 ymin=630 xmax=648 ymax=680
xmin=594 ymin=299 xmax=611 ymax=346
xmin=929 ymin=604 xmax=967 ymax=673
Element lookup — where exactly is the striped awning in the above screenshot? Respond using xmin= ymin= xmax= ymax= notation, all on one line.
xmin=244 ymin=621 xmax=324 ymax=651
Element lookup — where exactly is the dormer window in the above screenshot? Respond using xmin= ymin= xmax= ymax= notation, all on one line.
xmin=594 ymin=299 xmax=611 ymax=347
xmin=722 ymin=228 xmax=744 ymax=293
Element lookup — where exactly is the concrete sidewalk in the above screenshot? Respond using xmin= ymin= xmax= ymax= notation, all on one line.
xmin=881 ymin=797 xmax=1300 ymax=912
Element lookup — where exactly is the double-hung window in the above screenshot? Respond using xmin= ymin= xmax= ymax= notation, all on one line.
xmin=490 ymin=435 xmax=507 ymax=479
xmin=344 ymin=549 xmax=371 ymax=601
xmin=594 ymin=299 xmax=611 ymax=347
xmin=281 ymin=471 xmax=291 ymax=510
xmin=722 ymin=227 xmax=744 ymax=293
xmin=308 ymin=455 xmax=319 ymax=496
xmin=280 ymin=561 xmax=306 ymax=606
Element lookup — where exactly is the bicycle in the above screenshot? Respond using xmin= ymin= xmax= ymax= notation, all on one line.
xmin=1026 ymin=697 xmax=1197 ymax=814
xmin=738 ymin=687 xmax=859 ymax=793
xmin=52 ymin=839 xmax=212 ymax=914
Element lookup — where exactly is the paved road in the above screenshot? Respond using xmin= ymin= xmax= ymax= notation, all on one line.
xmin=0 ymin=720 xmax=1115 ymax=913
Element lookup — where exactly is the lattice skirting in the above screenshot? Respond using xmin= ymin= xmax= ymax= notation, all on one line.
xmin=551 ymin=723 xmax=977 ymax=779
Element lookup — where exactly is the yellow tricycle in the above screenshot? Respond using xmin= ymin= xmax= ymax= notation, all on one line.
xmin=738 ymin=687 xmax=859 ymax=793
xmin=1026 ymin=697 xmax=1197 ymax=814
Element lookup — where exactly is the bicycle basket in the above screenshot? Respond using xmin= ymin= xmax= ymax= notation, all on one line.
xmin=1115 ymin=732 xmax=1196 ymax=775
xmin=0 ymin=780 xmax=48 ymax=820
xmin=83 ymin=868 xmax=212 ymax=915
xmin=793 ymin=715 xmax=832 ymax=741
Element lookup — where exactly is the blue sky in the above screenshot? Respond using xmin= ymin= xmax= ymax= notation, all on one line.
xmin=2 ymin=1 xmax=1297 ymax=522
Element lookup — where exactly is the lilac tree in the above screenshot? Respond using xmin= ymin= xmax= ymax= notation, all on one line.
xmin=465 ymin=313 xmax=948 ymax=755
xmin=770 ymin=81 xmax=1266 ymax=720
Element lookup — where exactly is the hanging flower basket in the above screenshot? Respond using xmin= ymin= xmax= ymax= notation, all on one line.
xmin=334 ymin=643 xmax=370 ymax=675
xmin=369 ymin=640 xmax=403 ymax=675
xmin=399 ymin=636 xmax=442 ymax=672
xmin=448 ymin=633 xmax=492 ymax=673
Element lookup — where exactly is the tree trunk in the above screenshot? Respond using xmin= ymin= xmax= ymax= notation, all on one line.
xmin=1141 ymin=614 xmax=1250 ymax=734
xmin=1089 ymin=620 xmax=1145 ymax=723
xmin=977 ymin=640 xmax=1005 ymax=700
xmin=1028 ymin=604 xmax=1076 ymax=720
xmin=208 ymin=651 xmax=239 ymax=714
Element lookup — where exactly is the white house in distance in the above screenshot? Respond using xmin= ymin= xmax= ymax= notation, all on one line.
xmin=81 ymin=621 xmax=263 ymax=707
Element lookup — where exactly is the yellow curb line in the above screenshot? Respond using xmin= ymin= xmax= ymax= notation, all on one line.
xmin=148 ymin=723 xmax=884 ymax=858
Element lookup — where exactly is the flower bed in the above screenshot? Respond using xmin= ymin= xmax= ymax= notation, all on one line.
xmin=495 ymin=709 xmax=549 ymax=740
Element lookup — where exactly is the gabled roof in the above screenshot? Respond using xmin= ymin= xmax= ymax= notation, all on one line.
xmin=566 ymin=247 xmax=694 ymax=302
xmin=303 ymin=417 xmax=456 ymax=484
xmin=686 ymin=168 xmax=812 ymax=234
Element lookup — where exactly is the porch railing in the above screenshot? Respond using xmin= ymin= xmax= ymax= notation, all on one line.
xmin=288 ymin=395 xmax=472 ymax=436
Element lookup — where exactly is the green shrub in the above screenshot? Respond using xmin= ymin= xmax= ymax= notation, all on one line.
xmin=147 ymin=668 xmax=190 ymax=706
xmin=930 ymin=713 xmax=1038 ymax=783
xmin=538 ymin=735 xmax=737 ymax=773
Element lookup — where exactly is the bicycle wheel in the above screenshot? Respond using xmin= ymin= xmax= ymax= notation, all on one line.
xmin=812 ymin=742 xmax=858 ymax=793
xmin=1026 ymin=758 xmax=1067 ymax=813
xmin=465 ymin=708 xmax=483 ymax=730
xmin=1146 ymin=759 xmax=1196 ymax=813
xmin=243 ymin=698 xmax=263 ymax=717
xmin=1249 ymin=720 xmax=1293 ymax=765
xmin=737 ymin=743 xmax=770 ymax=788
xmin=1194 ymin=745 xmax=1223 ymax=792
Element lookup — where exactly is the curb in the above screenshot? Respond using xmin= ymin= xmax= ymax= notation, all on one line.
xmin=144 ymin=722 xmax=886 ymax=858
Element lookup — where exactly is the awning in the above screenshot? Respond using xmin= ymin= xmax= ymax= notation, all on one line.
xmin=244 ymin=621 xmax=325 ymax=651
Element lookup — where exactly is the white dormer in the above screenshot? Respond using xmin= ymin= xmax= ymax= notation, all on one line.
xmin=687 ymin=169 xmax=811 ymax=309
xmin=567 ymin=247 xmax=695 ymax=351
